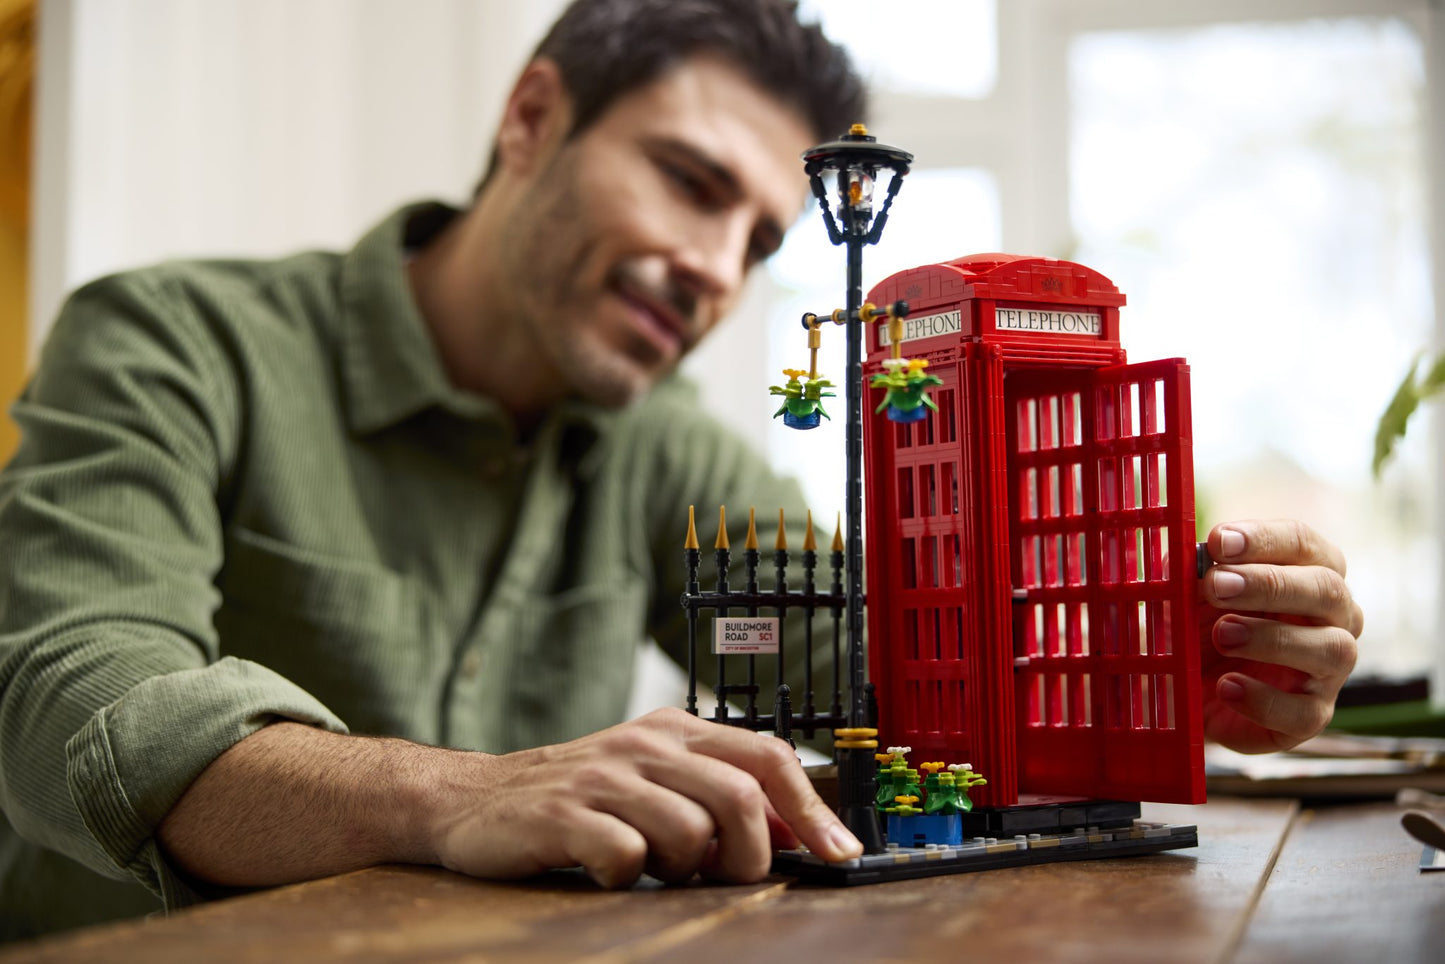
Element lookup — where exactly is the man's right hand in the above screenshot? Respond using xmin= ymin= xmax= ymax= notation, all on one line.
xmin=426 ymin=708 xmax=861 ymax=887
xmin=158 ymin=708 xmax=861 ymax=891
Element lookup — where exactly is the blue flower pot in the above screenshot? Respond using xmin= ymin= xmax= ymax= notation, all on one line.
xmin=782 ymin=411 xmax=822 ymax=430
xmin=885 ymin=404 xmax=929 ymax=424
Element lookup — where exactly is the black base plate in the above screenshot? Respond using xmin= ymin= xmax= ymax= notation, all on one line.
xmin=773 ymin=820 xmax=1198 ymax=886
xmin=954 ymin=796 xmax=1142 ymax=837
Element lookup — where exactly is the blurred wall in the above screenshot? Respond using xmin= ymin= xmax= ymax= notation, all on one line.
xmin=31 ymin=0 xmax=567 ymax=354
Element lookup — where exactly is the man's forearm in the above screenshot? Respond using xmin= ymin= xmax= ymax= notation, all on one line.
xmin=155 ymin=722 xmax=474 ymax=887
xmin=157 ymin=709 xmax=859 ymax=891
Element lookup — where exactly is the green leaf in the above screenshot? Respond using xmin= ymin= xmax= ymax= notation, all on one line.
xmin=1421 ymin=353 xmax=1445 ymax=393
xmin=1374 ymin=355 xmax=1423 ymax=478
xmin=1376 ymin=351 xmax=1445 ymax=477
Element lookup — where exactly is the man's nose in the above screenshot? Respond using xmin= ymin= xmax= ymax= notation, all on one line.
xmin=672 ymin=216 xmax=749 ymax=304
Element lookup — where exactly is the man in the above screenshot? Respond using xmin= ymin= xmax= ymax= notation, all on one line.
xmin=0 ymin=0 xmax=1360 ymax=937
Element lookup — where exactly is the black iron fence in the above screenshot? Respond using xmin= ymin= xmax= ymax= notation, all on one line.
xmin=681 ymin=506 xmax=866 ymax=743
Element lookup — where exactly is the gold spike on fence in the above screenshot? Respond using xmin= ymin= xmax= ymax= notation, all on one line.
xmin=684 ymin=505 xmax=699 ymax=550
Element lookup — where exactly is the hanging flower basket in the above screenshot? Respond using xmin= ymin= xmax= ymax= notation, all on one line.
xmin=871 ymin=358 xmax=942 ymax=423
xmin=769 ymin=368 xmax=835 ymax=431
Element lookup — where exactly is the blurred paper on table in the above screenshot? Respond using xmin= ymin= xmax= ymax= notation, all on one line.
xmin=1206 ymin=734 xmax=1445 ymax=798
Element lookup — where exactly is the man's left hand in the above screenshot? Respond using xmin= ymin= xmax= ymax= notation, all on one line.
xmin=1198 ymin=519 xmax=1363 ymax=753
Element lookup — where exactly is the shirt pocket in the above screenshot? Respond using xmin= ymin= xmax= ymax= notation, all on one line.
xmin=213 ymin=525 xmax=441 ymax=738
xmin=494 ymin=576 xmax=649 ymax=751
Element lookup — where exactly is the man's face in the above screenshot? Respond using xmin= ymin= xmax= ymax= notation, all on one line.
xmin=498 ymin=56 xmax=816 ymax=409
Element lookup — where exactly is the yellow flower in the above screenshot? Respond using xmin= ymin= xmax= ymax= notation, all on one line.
xmin=781 ymin=368 xmax=807 ymax=379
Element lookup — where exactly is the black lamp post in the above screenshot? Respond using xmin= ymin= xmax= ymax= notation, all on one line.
xmin=802 ymin=125 xmax=911 ymax=853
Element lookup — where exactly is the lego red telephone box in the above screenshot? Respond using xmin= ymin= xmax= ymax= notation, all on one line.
xmin=862 ymin=254 xmax=1206 ymax=808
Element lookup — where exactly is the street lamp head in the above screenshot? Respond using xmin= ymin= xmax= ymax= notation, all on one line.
xmin=803 ymin=124 xmax=913 ymax=246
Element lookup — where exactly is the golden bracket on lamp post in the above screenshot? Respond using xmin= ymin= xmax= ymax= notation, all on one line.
xmin=800 ymin=299 xmax=912 ymax=377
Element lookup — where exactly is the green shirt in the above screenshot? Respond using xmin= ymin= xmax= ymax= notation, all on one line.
xmin=0 ymin=202 xmax=813 ymax=936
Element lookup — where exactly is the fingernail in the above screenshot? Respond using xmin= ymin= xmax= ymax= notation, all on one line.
xmin=1213 ymin=570 xmax=1245 ymax=599
xmin=1220 ymin=527 xmax=1246 ymax=558
xmin=1219 ymin=678 xmax=1246 ymax=704
xmin=1216 ymin=619 xmax=1249 ymax=649
xmin=828 ymin=823 xmax=862 ymax=857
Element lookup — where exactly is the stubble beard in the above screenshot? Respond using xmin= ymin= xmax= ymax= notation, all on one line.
xmin=502 ymin=151 xmax=662 ymax=411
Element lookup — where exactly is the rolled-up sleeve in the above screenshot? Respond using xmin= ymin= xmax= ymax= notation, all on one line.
xmin=0 ymin=272 xmax=346 ymax=906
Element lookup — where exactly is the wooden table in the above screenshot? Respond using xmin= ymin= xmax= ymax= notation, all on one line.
xmin=4 ymin=798 xmax=1443 ymax=963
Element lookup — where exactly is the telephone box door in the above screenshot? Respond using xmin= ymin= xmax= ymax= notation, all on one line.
xmin=865 ymin=345 xmax=1018 ymax=809
xmin=1008 ymin=358 xmax=1205 ymax=803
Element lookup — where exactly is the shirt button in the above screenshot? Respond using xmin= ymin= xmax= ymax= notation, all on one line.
xmin=459 ymin=649 xmax=482 ymax=679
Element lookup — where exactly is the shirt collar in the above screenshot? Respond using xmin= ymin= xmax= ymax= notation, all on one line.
xmin=337 ymin=201 xmax=620 ymax=455
xmin=339 ymin=201 xmax=465 ymax=435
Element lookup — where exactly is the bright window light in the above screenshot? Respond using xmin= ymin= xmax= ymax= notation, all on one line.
xmin=1071 ymin=17 xmax=1431 ymax=677
xmin=800 ymin=0 xmax=997 ymax=100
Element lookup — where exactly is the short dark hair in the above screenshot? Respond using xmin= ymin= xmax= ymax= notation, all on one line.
xmin=474 ymin=0 xmax=865 ymax=194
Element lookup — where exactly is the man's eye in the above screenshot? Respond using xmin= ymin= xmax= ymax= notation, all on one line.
xmin=663 ymin=163 xmax=710 ymax=202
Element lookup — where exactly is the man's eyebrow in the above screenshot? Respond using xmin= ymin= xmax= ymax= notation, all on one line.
xmin=645 ymin=136 xmax=789 ymax=251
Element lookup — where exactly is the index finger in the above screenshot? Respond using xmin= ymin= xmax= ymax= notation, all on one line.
xmin=1209 ymin=519 xmax=1347 ymax=576
xmin=680 ymin=717 xmax=862 ymax=862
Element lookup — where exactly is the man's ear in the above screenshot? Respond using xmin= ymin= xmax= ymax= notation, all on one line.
xmin=494 ymin=59 xmax=573 ymax=177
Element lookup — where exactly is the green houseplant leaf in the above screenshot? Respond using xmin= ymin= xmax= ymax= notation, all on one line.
xmin=1375 ymin=353 xmax=1445 ymax=478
